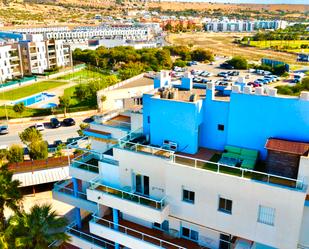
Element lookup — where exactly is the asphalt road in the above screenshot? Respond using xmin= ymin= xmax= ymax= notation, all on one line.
xmin=0 ymin=116 xmax=89 ymax=147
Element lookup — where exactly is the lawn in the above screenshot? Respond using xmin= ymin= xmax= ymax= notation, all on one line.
xmin=56 ymin=69 xmax=108 ymax=83
xmin=0 ymin=80 xmax=67 ymax=101
xmin=0 ymin=105 xmax=51 ymax=119
xmin=245 ymin=40 xmax=309 ymax=53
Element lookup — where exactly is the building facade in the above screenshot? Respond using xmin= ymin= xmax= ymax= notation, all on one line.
xmin=53 ymin=72 xmax=309 ymax=249
xmin=0 ymin=34 xmax=72 ymax=81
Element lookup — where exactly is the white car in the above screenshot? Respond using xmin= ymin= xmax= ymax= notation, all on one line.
xmin=35 ymin=123 xmax=45 ymax=131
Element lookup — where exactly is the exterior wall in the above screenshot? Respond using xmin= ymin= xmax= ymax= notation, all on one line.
xmin=226 ymin=92 xmax=309 ymax=159
xmin=165 ymin=162 xmax=306 ymax=249
xmin=299 ymin=206 xmax=309 ymax=248
xmin=200 ymin=89 xmax=229 ymax=150
xmin=297 ymin=156 xmax=309 ymax=194
xmin=99 ymin=161 xmax=120 ymax=187
xmin=148 ymin=97 xmax=204 ymax=154
xmin=0 ymin=45 xmax=12 ymax=82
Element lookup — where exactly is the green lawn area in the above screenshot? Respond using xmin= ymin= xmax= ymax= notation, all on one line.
xmin=244 ymin=40 xmax=309 ymax=53
xmin=0 ymin=80 xmax=67 ymax=101
xmin=56 ymin=69 xmax=108 ymax=83
xmin=0 ymin=105 xmax=51 ymax=119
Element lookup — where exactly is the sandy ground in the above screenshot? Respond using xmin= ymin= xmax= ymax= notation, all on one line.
xmin=167 ymin=32 xmax=303 ymax=65
xmin=4 ymin=189 xmax=74 ymax=219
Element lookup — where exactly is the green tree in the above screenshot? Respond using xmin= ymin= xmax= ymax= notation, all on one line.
xmin=6 ymin=204 xmax=68 ymax=248
xmin=53 ymin=143 xmax=64 ymax=158
xmin=7 ymin=145 xmax=24 ymax=164
xmin=0 ymin=166 xmax=22 ymax=232
xmin=19 ymin=128 xmax=42 ymax=146
xmin=58 ymin=95 xmax=71 ymax=117
xmin=77 ymin=123 xmax=90 ymax=136
xmin=29 ymin=141 xmax=48 ymax=160
xmin=191 ymin=49 xmax=214 ymax=62
xmin=13 ymin=103 xmax=25 ymax=117
xmin=227 ymin=56 xmax=248 ymax=69
xmin=0 ymin=150 xmax=7 ymax=166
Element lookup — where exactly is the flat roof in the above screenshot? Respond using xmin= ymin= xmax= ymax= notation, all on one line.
xmin=116 ymin=76 xmax=153 ymax=90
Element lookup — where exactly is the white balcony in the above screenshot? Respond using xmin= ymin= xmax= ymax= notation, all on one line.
xmin=52 ymin=179 xmax=97 ymax=213
xmin=69 ymin=153 xmax=99 ymax=182
xmin=86 ymin=178 xmax=170 ymax=224
xmin=89 ymin=215 xmax=193 ymax=249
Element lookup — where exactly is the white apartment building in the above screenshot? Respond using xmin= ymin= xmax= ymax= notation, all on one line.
xmin=204 ymin=19 xmax=288 ymax=32
xmin=53 ymin=73 xmax=309 ymax=249
xmin=0 ymin=34 xmax=72 ymax=81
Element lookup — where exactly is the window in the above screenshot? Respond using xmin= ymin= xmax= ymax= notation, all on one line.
xmin=153 ymin=220 xmax=169 ymax=231
xmin=181 ymin=227 xmax=199 ymax=241
xmin=219 ymin=234 xmax=231 ymax=249
xmin=147 ymin=116 xmax=150 ymax=124
xmin=258 ymin=205 xmax=275 ymax=226
xmin=218 ymin=197 xmax=232 ymax=214
xmin=218 ymin=124 xmax=225 ymax=131
xmin=183 ymin=189 xmax=195 ymax=204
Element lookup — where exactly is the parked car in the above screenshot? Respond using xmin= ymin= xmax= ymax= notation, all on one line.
xmin=35 ymin=123 xmax=45 ymax=131
xmin=228 ymin=71 xmax=239 ymax=76
xmin=50 ymin=118 xmax=61 ymax=128
xmin=63 ymin=118 xmax=76 ymax=126
xmin=193 ymin=77 xmax=203 ymax=83
xmin=54 ymin=140 xmax=63 ymax=147
xmin=191 ymin=70 xmax=203 ymax=76
xmin=0 ymin=125 xmax=8 ymax=135
xmin=217 ymin=72 xmax=228 ymax=77
xmin=248 ymin=82 xmax=262 ymax=87
xmin=187 ymin=61 xmax=198 ymax=66
xmin=220 ymin=63 xmax=234 ymax=69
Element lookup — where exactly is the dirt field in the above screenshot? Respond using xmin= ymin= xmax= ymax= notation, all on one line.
xmin=167 ymin=32 xmax=302 ymax=65
xmin=149 ymin=2 xmax=309 ymax=12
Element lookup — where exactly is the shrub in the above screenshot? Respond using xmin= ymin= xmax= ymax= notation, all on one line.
xmin=227 ymin=56 xmax=248 ymax=69
xmin=173 ymin=60 xmax=187 ymax=68
xmin=7 ymin=145 xmax=24 ymax=163
xmin=191 ymin=49 xmax=214 ymax=62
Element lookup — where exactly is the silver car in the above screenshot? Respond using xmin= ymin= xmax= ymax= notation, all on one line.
xmin=0 ymin=125 xmax=9 ymax=135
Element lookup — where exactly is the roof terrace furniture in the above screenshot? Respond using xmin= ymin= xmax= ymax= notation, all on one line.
xmin=221 ymin=145 xmax=258 ymax=170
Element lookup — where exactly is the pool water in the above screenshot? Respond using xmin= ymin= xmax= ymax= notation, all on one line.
xmin=12 ymin=92 xmax=56 ymax=107
xmin=40 ymin=103 xmax=58 ymax=109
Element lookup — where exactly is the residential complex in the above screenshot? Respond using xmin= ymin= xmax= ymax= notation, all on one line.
xmin=53 ymin=72 xmax=309 ymax=249
xmin=204 ymin=19 xmax=288 ymax=32
xmin=0 ymin=34 xmax=72 ymax=82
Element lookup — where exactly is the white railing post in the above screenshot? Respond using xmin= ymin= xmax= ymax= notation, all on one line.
xmin=217 ymin=163 xmax=220 ymax=173
xmin=194 ymin=159 xmax=197 ymax=168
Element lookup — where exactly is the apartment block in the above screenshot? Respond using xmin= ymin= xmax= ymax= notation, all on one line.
xmin=204 ymin=19 xmax=288 ymax=32
xmin=53 ymin=72 xmax=309 ymax=249
xmin=0 ymin=34 xmax=72 ymax=81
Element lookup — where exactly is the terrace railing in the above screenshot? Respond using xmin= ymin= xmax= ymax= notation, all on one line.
xmin=172 ymin=154 xmax=304 ymax=190
xmin=91 ymin=215 xmax=186 ymax=249
xmin=66 ymin=222 xmax=115 ymax=249
xmin=118 ymin=128 xmax=175 ymax=160
xmin=103 ymin=119 xmax=131 ymax=129
xmin=89 ymin=176 xmax=167 ymax=210
xmin=53 ymin=179 xmax=88 ymax=200
xmin=71 ymin=152 xmax=100 ymax=173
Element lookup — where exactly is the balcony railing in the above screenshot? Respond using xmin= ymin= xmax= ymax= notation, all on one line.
xmin=53 ymin=179 xmax=87 ymax=200
xmin=66 ymin=222 xmax=116 ymax=249
xmin=89 ymin=177 xmax=167 ymax=210
xmin=118 ymin=128 xmax=174 ymax=159
xmin=71 ymin=152 xmax=100 ymax=173
xmin=172 ymin=154 xmax=305 ymax=190
xmin=91 ymin=215 xmax=186 ymax=249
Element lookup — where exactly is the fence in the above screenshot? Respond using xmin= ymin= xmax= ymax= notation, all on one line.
xmin=8 ymin=155 xmax=72 ymax=174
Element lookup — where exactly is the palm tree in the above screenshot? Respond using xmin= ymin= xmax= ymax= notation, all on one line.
xmin=7 ymin=204 xmax=69 ymax=249
xmin=0 ymin=166 xmax=23 ymax=231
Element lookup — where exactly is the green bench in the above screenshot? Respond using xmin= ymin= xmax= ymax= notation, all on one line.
xmin=222 ymin=145 xmax=258 ymax=170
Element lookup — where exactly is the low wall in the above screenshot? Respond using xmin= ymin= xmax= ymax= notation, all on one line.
xmin=7 ymin=109 xmax=98 ymax=124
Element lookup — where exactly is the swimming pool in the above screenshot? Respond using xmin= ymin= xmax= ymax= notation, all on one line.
xmin=40 ymin=103 xmax=58 ymax=109
xmin=12 ymin=92 xmax=56 ymax=107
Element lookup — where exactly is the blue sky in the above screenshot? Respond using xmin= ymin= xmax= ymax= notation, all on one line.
xmin=174 ymin=0 xmax=308 ymax=4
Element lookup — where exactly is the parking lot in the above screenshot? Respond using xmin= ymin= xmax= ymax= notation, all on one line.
xmin=170 ymin=57 xmax=289 ymax=90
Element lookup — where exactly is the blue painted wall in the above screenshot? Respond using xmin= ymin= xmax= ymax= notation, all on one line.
xmin=200 ymin=89 xmax=230 ymax=150
xmin=147 ymin=97 xmax=203 ymax=154
xmin=142 ymin=94 xmax=152 ymax=137
xmin=226 ymin=92 xmax=309 ymax=159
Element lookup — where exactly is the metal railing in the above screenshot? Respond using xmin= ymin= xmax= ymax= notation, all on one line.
xmin=66 ymin=222 xmax=115 ymax=249
xmin=71 ymin=152 xmax=100 ymax=173
xmin=91 ymin=215 xmax=186 ymax=249
xmin=103 ymin=119 xmax=131 ymax=129
xmin=118 ymin=128 xmax=175 ymax=160
xmin=53 ymin=179 xmax=88 ymax=200
xmin=172 ymin=154 xmax=304 ymax=190
xmin=89 ymin=176 xmax=167 ymax=210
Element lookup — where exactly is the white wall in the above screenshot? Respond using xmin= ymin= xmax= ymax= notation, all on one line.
xmin=298 ymin=156 xmax=309 ymax=194
xmin=299 ymin=206 xmax=309 ymax=247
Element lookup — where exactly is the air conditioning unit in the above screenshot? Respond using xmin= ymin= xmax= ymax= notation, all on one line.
xmin=163 ymin=140 xmax=178 ymax=151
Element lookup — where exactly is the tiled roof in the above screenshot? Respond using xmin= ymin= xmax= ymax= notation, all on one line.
xmin=265 ymin=138 xmax=309 ymax=155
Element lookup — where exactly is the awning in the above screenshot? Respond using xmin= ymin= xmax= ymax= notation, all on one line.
xmin=265 ymin=138 xmax=309 ymax=156
xmin=13 ymin=166 xmax=69 ymax=187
